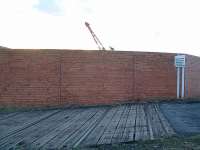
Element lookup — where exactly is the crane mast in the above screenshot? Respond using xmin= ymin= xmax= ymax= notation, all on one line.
xmin=85 ymin=22 xmax=105 ymax=50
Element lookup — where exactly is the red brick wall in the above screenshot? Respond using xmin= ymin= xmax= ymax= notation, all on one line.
xmin=0 ymin=49 xmax=177 ymax=107
xmin=185 ymin=55 xmax=200 ymax=98
xmin=135 ymin=53 xmax=176 ymax=100
xmin=0 ymin=50 xmax=60 ymax=107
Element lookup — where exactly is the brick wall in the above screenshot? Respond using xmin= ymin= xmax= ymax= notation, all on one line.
xmin=0 ymin=49 xmax=177 ymax=107
xmin=185 ymin=55 xmax=200 ymax=98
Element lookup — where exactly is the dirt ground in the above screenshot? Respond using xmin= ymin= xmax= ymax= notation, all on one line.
xmin=160 ymin=102 xmax=200 ymax=135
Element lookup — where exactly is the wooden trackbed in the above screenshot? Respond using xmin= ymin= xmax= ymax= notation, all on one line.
xmin=0 ymin=104 xmax=175 ymax=149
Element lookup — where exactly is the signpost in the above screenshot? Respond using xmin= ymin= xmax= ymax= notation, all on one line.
xmin=175 ymin=55 xmax=185 ymax=68
xmin=175 ymin=55 xmax=185 ymax=99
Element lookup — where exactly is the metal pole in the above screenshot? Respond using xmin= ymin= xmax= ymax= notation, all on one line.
xmin=181 ymin=67 xmax=185 ymax=98
xmin=177 ymin=67 xmax=180 ymax=98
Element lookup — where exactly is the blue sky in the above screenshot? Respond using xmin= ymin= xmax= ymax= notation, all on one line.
xmin=0 ymin=0 xmax=200 ymax=56
xmin=35 ymin=0 xmax=63 ymax=15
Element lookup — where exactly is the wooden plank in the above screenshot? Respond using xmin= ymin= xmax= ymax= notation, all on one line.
xmin=97 ymin=105 xmax=126 ymax=145
xmin=122 ymin=104 xmax=137 ymax=142
xmin=154 ymin=104 xmax=175 ymax=136
xmin=80 ymin=106 xmax=118 ymax=146
xmin=40 ymin=108 xmax=98 ymax=149
xmin=135 ymin=104 xmax=141 ymax=140
xmin=146 ymin=104 xmax=166 ymax=138
xmin=144 ymin=104 xmax=154 ymax=140
xmin=134 ymin=104 xmax=140 ymax=140
xmin=152 ymin=104 xmax=166 ymax=137
xmin=0 ymin=110 xmax=60 ymax=140
xmin=140 ymin=104 xmax=149 ymax=140
xmin=31 ymin=108 xmax=98 ymax=149
xmin=0 ymin=103 xmax=176 ymax=149
xmin=135 ymin=104 xmax=149 ymax=141
xmin=0 ymin=112 xmax=34 ymax=134
xmin=0 ymin=112 xmax=19 ymax=121
xmin=0 ymin=109 xmax=83 ymax=150
xmin=145 ymin=104 xmax=158 ymax=139
xmin=72 ymin=108 xmax=110 ymax=148
xmin=64 ymin=108 xmax=108 ymax=149
xmin=111 ymin=105 xmax=130 ymax=143
xmin=0 ymin=111 xmax=47 ymax=127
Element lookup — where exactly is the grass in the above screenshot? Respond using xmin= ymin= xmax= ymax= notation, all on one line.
xmin=0 ymin=107 xmax=20 ymax=113
xmin=74 ymin=135 xmax=200 ymax=150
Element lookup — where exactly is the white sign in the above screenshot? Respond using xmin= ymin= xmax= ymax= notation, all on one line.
xmin=175 ymin=55 xmax=185 ymax=67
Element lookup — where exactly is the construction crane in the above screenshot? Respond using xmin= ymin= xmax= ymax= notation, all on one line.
xmin=85 ymin=22 xmax=106 ymax=50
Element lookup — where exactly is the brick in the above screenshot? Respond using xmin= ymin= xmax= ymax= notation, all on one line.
xmin=0 ymin=49 xmax=185 ymax=107
xmin=185 ymin=55 xmax=200 ymax=98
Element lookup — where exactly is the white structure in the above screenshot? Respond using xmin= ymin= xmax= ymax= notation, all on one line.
xmin=175 ymin=55 xmax=185 ymax=99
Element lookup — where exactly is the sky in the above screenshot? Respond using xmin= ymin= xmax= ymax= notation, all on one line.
xmin=0 ymin=0 xmax=200 ymax=56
